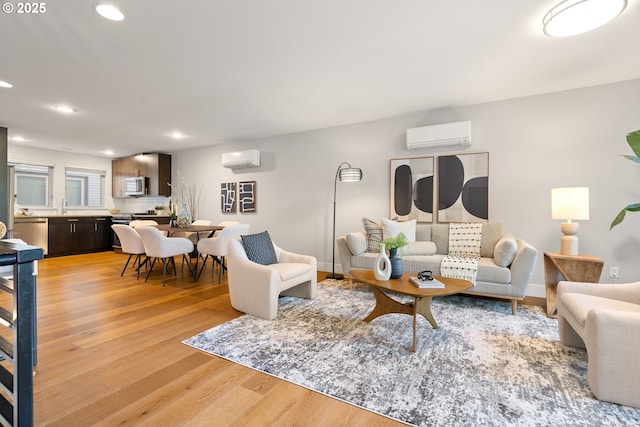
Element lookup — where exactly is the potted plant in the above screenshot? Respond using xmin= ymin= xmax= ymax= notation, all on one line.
xmin=382 ymin=232 xmax=408 ymax=278
xmin=167 ymin=200 xmax=178 ymax=227
xmin=610 ymin=130 xmax=640 ymax=229
xmin=154 ymin=205 xmax=166 ymax=216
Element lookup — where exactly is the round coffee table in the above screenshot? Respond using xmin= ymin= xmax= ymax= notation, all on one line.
xmin=349 ymin=269 xmax=472 ymax=352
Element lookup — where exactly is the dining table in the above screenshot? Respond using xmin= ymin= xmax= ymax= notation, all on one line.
xmin=152 ymin=223 xmax=225 ymax=279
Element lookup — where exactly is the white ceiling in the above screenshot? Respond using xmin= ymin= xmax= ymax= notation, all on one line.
xmin=1 ymin=0 xmax=639 ymax=158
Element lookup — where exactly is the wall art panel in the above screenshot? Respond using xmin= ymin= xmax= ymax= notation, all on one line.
xmin=221 ymin=182 xmax=237 ymax=213
xmin=437 ymin=152 xmax=489 ymax=223
xmin=390 ymin=156 xmax=434 ymax=222
xmin=239 ymin=181 xmax=257 ymax=213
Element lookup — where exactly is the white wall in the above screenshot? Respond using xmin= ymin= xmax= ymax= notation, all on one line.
xmin=9 ymin=78 xmax=640 ymax=297
xmin=173 ymin=78 xmax=640 ymax=297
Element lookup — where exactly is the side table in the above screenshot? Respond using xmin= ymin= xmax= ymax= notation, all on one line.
xmin=543 ymin=251 xmax=604 ymax=318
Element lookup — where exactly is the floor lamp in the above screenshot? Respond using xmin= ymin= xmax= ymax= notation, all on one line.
xmin=327 ymin=162 xmax=362 ymax=280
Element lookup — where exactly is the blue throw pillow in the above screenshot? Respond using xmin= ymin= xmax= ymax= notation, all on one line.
xmin=241 ymin=231 xmax=278 ymax=265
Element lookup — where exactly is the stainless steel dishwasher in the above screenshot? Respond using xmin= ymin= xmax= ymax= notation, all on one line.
xmin=13 ymin=217 xmax=49 ymax=255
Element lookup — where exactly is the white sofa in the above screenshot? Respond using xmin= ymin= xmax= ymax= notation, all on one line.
xmin=557 ymin=280 xmax=640 ymax=408
xmin=337 ymin=221 xmax=537 ymax=314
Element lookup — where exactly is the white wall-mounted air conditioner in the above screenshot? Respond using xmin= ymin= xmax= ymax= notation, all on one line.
xmin=406 ymin=120 xmax=471 ymax=151
xmin=221 ymin=149 xmax=261 ymax=169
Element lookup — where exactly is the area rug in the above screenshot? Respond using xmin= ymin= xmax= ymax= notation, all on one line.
xmin=183 ymin=281 xmax=640 ymax=426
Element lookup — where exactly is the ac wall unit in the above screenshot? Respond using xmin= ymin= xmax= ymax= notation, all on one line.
xmin=221 ymin=149 xmax=261 ymax=168
xmin=406 ymin=120 xmax=471 ymax=151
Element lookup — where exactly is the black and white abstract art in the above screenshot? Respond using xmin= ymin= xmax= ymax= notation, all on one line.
xmin=220 ymin=182 xmax=237 ymax=213
xmin=438 ymin=152 xmax=489 ymax=223
xmin=390 ymin=157 xmax=434 ymax=222
xmin=238 ymin=181 xmax=256 ymax=213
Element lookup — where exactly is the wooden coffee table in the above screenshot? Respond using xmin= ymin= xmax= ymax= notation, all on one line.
xmin=350 ymin=269 xmax=472 ymax=352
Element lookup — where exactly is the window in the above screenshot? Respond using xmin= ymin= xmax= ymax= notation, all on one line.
xmin=65 ymin=167 xmax=106 ymax=208
xmin=13 ymin=163 xmax=52 ymax=207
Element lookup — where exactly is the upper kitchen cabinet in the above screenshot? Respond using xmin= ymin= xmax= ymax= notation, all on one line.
xmin=112 ymin=153 xmax=171 ymax=197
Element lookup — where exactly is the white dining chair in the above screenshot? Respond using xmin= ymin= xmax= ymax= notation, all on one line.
xmin=112 ymin=224 xmax=148 ymax=279
xmin=135 ymin=226 xmax=194 ymax=286
xmin=196 ymin=223 xmax=250 ymax=282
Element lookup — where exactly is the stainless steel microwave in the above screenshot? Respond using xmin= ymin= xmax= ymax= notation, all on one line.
xmin=125 ymin=177 xmax=147 ymax=196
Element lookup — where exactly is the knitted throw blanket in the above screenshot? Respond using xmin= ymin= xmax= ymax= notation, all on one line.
xmin=441 ymin=223 xmax=482 ymax=284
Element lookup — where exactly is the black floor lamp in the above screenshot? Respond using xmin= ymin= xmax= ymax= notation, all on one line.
xmin=327 ymin=162 xmax=362 ymax=280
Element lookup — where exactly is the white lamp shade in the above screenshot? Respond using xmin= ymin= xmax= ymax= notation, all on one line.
xmin=552 ymin=187 xmax=590 ymax=220
xmin=339 ymin=167 xmax=362 ymax=182
xmin=543 ymin=0 xmax=627 ymax=37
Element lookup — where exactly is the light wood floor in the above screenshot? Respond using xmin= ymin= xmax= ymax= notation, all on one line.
xmin=31 ymin=251 xmax=402 ymax=426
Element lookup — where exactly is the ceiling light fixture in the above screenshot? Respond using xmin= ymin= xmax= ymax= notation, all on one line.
xmin=543 ymin=0 xmax=627 ymax=37
xmin=10 ymin=136 xmax=27 ymax=142
xmin=95 ymin=4 xmax=125 ymax=21
xmin=169 ymin=132 xmax=185 ymax=139
xmin=0 ymin=80 xmax=13 ymax=88
xmin=54 ymin=105 xmax=77 ymax=114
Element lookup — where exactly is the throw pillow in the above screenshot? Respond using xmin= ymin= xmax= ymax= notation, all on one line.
xmin=381 ymin=218 xmax=417 ymax=242
xmin=345 ymin=232 xmax=367 ymax=255
xmin=494 ymin=233 xmax=517 ymax=267
xmin=403 ymin=241 xmax=437 ymax=256
xmin=362 ymin=217 xmax=383 ymax=253
xmin=241 ymin=230 xmax=278 ymax=265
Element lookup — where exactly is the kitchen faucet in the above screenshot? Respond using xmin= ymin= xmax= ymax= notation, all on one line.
xmin=61 ymin=198 xmax=67 ymax=214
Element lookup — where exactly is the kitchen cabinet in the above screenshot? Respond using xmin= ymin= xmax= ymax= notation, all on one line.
xmin=112 ymin=153 xmax=171 ymax=198
xmin=47 ymin=216 xmax=112 ymax=257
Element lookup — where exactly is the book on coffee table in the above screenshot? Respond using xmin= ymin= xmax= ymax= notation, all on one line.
xmin=409 ymin=276 xmax=445 ymax=289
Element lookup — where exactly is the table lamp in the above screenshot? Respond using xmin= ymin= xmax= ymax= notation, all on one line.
xmin=551 ymin=187 xmax=589 ymax=256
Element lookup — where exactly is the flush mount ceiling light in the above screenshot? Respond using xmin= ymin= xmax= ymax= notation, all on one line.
xmin=0 ymin=80 xmax=13 ymax=88
xmin=95 ymin=4 xmax=124 ymax=21
xmin=543 ymin=0 xmax=627 ymax=37
xmin=10 ymin=136 xmax=27 ymax=142
xmin=169 ymin=131 xmax=185 ymax=139
xmin=53 ymin=105 xmax=77 ymax=114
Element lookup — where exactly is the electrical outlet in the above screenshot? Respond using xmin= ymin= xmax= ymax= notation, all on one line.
xmin=610 ymin=267 xmax=619 ymax=279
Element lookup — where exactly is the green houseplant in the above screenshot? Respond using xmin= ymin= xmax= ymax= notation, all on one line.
xmin=610 ymin=130 xmax=640 ymax=229
xmin=382 ymin=232 xmax=408 ymax=252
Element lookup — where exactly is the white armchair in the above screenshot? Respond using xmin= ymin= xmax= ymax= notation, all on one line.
xmin=557 ymin=280 xmax=640 ymax=408
xmin=226 ymin=237 xmax=317 ymax=320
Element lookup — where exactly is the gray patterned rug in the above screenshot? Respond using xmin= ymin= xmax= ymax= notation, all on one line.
xmin=183 ymin=280 xmax=640 ymax=426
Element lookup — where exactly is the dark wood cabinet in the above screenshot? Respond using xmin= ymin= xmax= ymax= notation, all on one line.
xmin=48 ymin=216 xmax=112 ymax=257
xmin=112 ymin=153 xmax=171 ymax=198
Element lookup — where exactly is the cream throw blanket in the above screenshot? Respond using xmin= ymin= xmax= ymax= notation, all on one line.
xmin=441 ymin=223 xmax=482 ymax=284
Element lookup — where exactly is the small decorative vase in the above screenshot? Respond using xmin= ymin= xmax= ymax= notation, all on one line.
xmin=181 ymin=202 xmax=192 ymax=225
xmin=389 ymin=248 xmax=403 ymax=279
xmin=374 ymin=243 xmax=392 ymax=281
xmin=170 ymin=218 xmax=178 ymax=228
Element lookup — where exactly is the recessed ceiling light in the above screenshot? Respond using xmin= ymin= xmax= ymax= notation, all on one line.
xmin=54 ymin=105 xmax=77 ymax=114
xmin=103 ymin=150 xmax=115 ymax=156
xmin=543 ymin=0 xmax=627 ymax=37
xmin=0 ymin=80 xmax=13 ymax=88
xmin=95 ymin=4 xmax=124 ymax=21
xmin=10 ymin=136 xmax=27 ymax=142
xmin=169 ymin=132 xmax=185 ymax=139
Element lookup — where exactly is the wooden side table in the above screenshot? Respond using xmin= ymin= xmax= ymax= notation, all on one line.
xmin=543 ymin=251 xmax=604 ymax=318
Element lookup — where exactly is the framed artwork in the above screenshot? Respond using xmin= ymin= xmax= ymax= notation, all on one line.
xmin=239 ymin=181 xmax=257 ymax=213
xmin=390 ymin=156 xmax=434 ymax=222
xmin=437 ymin=152 xmax=489 ymax=223
xmin=221 ymin=182 xmax=237 ymax=213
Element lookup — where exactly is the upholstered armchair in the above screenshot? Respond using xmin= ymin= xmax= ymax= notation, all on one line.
xmin=557 ymin=280 xmax=640 ymax=408
xmin=226 ymin=234 xmax=317 ymax=320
